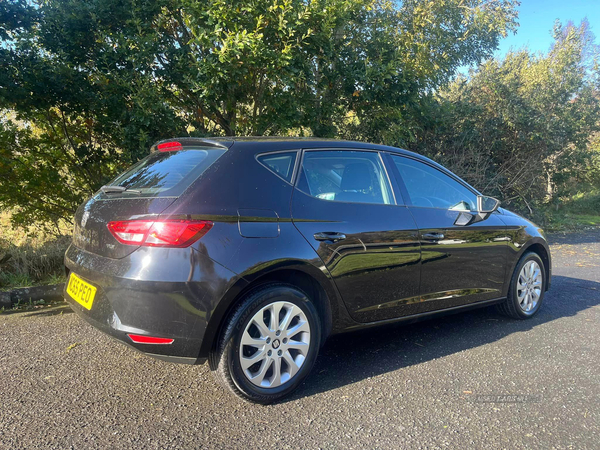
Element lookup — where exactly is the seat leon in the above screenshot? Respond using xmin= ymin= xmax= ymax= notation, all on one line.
xmin=64 ymin=137 xmax=551 ymax=403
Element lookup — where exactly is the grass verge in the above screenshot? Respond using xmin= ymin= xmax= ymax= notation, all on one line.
xmin=541 ymin=190 xmax=600 ymax=232
xmin=0 ymin=211 xmax=70 ymax=291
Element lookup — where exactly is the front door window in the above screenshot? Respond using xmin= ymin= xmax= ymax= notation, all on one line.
xmin=391 ymin=156 xmax=477 ymax=211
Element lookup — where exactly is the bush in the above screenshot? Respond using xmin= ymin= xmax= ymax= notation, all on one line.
xmin=0 ymin=211 xmax=70 ymax=290
xmin=410 ymin=20 xmax=600 ymax=215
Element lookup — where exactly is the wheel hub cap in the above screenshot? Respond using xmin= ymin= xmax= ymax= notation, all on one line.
xmin=239 ymin=301 xmax=311 ymax=388
xmin=517 ymin=260 xmax=542 ymax=313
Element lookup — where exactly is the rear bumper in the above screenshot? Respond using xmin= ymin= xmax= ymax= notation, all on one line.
xmin=66 ymin=298 xmax=204 ymax=364
xmin=63 ymin=243 xmax=239 ymax=364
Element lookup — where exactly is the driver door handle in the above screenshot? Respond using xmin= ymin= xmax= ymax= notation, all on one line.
xmin=314 ymin=232 xmax=347 ymax=242
xmin=422 ymin=232 xmax=445 ymax=241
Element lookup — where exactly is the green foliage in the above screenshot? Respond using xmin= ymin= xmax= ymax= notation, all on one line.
xmin=412 ymin=20 xmax=600 ymax=214
xmin=538 ymin=190 xmax=600 ymax=232
xmin=0 ymin=211 xmax=69 ymax=290
xmin=0 ymin=0 xmax=518 ymax=226
xmin=585 ymin=132 xmax=600 ymax=188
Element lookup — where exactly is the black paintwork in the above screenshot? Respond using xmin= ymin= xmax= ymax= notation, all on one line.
xmin=291 ymin=187 xmax=422 ymax=323
xmin=64 ymin=137 xmax=551 ymax=364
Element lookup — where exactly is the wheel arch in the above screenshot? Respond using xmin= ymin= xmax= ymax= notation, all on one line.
xmin=201 ymin=260 xmax=342 ymax=364
xmin=525 ymin=242 xmax=551 ymax=290
xmin=509 ymin=239 xmax=552 ymax=292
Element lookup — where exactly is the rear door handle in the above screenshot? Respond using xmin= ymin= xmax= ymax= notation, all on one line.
xmin=422 ymin=232 xmax=445 ymax=241
xmin=314 ymin=232 xmax=347 ymax=242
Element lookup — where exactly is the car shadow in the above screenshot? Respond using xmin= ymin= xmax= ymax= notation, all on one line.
xmin=23 ymin=305 xmax=74 ymax=318
xmin=283 ymin=275 xmax=600 ymax=403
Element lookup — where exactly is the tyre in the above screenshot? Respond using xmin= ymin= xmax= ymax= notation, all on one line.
xmin=497 ymin=252 xmax=546 ymax=319
xmin=211 ymin=283 xmax=321 ymax=404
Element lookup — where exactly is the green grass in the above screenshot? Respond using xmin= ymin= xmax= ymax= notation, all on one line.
xmin=544 ymin=212 xmax=600 ymax=232
xmin=0 ymin=211 xmax=70 ymax=291
xmin=542 ymin=190 xmax=600 ymax=232
xmin=0 ymin=272 xmax=66 ymax=292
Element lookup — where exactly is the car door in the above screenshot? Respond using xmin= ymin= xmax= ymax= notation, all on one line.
xmin=387 ymin=154 xmax=508 ymax=312
xmin=291 ymin=149 xmax=422 ymax=323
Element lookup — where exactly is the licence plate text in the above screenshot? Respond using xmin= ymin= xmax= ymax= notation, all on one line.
xmin=67 ymin=273 xmax=97 ymax=310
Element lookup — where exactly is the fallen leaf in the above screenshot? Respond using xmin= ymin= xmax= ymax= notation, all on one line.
xmin=66 ymin=342 xmax=81 ymax=352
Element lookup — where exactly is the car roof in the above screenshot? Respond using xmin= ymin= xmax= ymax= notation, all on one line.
xmin=152 ymin=136 xmax=481 ymax=195
xmin=155 ymin=136 xmax=421 ymax=158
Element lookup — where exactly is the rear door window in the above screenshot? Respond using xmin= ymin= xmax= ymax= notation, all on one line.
xmin=297 ymin=150 xmax=394 ymax=205
xmin=103 ymin=148 xmax=226 ymax=198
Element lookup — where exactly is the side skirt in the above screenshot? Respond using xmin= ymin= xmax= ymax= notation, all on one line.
xmin=338 ymin=297 xmax=506 ymax=333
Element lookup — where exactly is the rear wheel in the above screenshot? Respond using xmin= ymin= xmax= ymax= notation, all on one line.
xmin=211 ymin=283 xmax=321 ymax=403
xmin=497 ymin=252 xmax=546 ymax=319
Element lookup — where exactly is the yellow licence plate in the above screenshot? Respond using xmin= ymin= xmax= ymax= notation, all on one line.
xmin=67 ymin=273 xmax=97 ymax=310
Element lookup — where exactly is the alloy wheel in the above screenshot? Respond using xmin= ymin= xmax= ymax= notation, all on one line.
xmin=239 ymin=301 xmax=311 ymax=388
xmin=517 ymin=260 xmax=543 ymax=313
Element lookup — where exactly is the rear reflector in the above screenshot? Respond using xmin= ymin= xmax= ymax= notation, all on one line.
xmin=107 ymin=219 xmax=213 ymax=247
xmin=128 ymin=334 xmax=174 ymax=345
xmin=157 ymin=141 xmax=183 ymax=152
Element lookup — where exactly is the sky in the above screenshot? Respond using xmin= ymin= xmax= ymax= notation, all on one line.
xmin=494 ymin=0 xmax=600 ymax=57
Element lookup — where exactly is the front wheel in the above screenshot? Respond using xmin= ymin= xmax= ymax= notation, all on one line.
xmin=497 ymin=252 xmax=546 ymax=319
xmin=211 ymin=284 xmax=321 ymax=404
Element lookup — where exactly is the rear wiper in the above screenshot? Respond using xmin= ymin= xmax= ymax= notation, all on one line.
xmin=100 ymin=185 xmax=141 ymax=195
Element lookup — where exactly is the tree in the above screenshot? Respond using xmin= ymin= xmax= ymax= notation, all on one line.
xmin=412 ymin=20 xmax=600 ymax=214
xmin=0 ymin=0 xmax=518 ymax=228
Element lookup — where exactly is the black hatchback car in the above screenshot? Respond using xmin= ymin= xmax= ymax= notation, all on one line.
xmin=64 ymin=137 xmax=551 ymax=403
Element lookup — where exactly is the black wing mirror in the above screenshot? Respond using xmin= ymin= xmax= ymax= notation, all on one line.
xmin=454 ymin=195 xmax=500 ymax=226
xmin=477 ymin=195 xmax=501 ymax=214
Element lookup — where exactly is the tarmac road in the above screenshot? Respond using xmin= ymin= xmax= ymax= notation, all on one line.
xmin=1 ymin=229 xmax=599 ymax=449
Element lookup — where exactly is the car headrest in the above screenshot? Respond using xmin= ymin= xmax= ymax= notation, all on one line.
xmin=340 ymin=163 xmax=372 ymax=191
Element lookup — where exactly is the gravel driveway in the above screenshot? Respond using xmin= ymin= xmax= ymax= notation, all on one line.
xmin=1 ymin=229 xmax=599 ymax=449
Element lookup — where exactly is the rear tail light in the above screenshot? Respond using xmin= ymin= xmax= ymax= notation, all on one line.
xmin=107 ymin=219 xmax=212 ymax=247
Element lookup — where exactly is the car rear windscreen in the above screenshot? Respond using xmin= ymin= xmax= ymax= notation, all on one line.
xmin=102 ymin=147 xmax=226 ymax=198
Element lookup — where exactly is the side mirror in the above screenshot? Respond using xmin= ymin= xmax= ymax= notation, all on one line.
xmin=454 ymin=195 xmax=500 ymax=226
xmin=477 ymin=195 xmax=501 ymax=214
